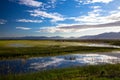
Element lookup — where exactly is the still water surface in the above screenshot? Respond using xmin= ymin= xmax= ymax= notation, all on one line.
xmin=0 ymin=53 xmax=120 ymax=74
xmin=7 ymin=43 xmax=120 ymax=48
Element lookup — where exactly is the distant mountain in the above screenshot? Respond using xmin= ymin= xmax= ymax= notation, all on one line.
xmin=80 ymin=32 xmax=120 ymax=39
xmin=0 ymin=36 xmax=64 ymax=40
xmin=1 ymin=32 xmax=120 ymax=40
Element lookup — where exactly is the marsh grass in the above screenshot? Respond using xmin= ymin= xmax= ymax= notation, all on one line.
xmin=1 ymin=64 xmax=120 ymax=80
xmin=0 ymin=40 xmax=120 ymax=59
xmin=0 ymin=46 xmax=119 ymax=59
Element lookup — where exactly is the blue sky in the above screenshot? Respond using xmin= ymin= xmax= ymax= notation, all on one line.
xmin=0 ymin=0 xmax=120 ymax=37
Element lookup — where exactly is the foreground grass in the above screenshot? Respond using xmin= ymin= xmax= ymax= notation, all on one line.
xmin=1 ymin=64 xmax=120 ymax=80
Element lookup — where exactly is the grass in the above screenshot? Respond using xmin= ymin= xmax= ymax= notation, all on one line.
xmin=0 ymin=40 xmax=120 ymax=59
xmin=0 ymin=46 xmax=119 ymax=59
xmin=1 ymin=64 xmax=120 ymax=80
xmin=0 ymin=40 xmax=85 ymax=47
xmin=0 ymin=39 xmax=120 ymax=47
xmin=55 ymin=39 xmax=120 ymax=46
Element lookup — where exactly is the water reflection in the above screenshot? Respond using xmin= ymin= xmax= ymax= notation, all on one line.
xmin=8 ymin=43 xmax=31 ymax=47
xmin=0 ymin=54 xmax=120 ymax=74
xmin=79 ymin=43 xmax=120 ymax=48
xmin=7 ymin=43 xmax=120 ymax=48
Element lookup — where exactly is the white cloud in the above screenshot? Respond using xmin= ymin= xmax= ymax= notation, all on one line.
xmin=91 ymin=0 xmax=113 ymax=3
xmin=70 ymin=7 xmax=120 ymax=24
xmin=16 ymin=27 xmax=31 ymax=30
xmin=50 ymin=0 xmax=56 ymax=8
xmin=90 ymin=6 xmax=101 ymax=9
xmin=118 ymin=6 xmax=120 ymax=10
xmin=0 ymin=19 xmax=7 ymax=24
xmin=37 ymin=27 xmax=58 ymax=33
xmin=75 ymin=0 xmax=113 ymax=4
xmin=70 ymin=8 xmax=102 ymax=24
xmin=37 ymin=27 xmax=74 ymax=33
xmin=37 ymin=26 xmax=120 ymax=34
xmin=51 ymin=0 xmax=56 ymax=4
xmin=36 ymin=20 xmax=120 ymax=33
xmin=19 ymin=0 xmax=42 ymax=7
xmin=29 ymin=9 xmax=65 ymax=22
xmin=36 ymin=23 xmax=81 ymax=33
xmin=17 ymin=19 xmax=43 ymax=23
xmin=36 ymin=24 xmax=81 ymax=33
xmin=10 ymin=0 xmax=59 ymax=10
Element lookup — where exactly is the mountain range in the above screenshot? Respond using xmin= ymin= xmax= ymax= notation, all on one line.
xmin=0 ymin=36 xmax=64 ymax=40
xmin=0 ymin=32 xmax=120 ymax=40
xmin=80 ymin=32 xmax=120 ymax=39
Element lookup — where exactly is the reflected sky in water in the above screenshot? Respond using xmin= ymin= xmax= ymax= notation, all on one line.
xmin=0 ymin=53 xmax=120 ymax=74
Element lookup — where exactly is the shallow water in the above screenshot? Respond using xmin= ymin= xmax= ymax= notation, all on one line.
xmin=78 ymin=43 xmax=120 ymax=48
xmin=7 ymin=43 xmax=120 ymax=48
xmin=0 ymin=53 xmax=120 ymax=74
xmin=8 ymin=43 xmax=31 ymax=47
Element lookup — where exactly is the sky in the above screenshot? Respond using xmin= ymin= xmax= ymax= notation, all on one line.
xmin=0 ymin=0 xmax=120 ymax=37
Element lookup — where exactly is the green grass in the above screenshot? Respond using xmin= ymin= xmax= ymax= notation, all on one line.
xmin=0 ymin=46 xmax=119 ymax=59
xmin=0 ymin=40 xmax=120 ymax=47
xmin=55 ymin=39 xmax=120 ymax=46
xmin=0 ymin=40 xmax=86 ymax=47
xmin=1 ymin=64 xmax=120 ymax=80
xmin=0 ymin=40 xmax=120 ymax=59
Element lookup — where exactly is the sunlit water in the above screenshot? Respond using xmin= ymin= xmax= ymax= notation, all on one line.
xmin=78 ymin=43 xmax=120 ymax=48
xmin=0 ymin=53 xmax=120 ymax=74
xmin=7 ymin=43 xmax=120 ymax=48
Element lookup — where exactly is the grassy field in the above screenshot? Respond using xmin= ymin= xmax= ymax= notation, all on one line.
xmin=1 ymin=64 xmax=120 ymax=80
xmin=0 ymin=40 xmax=120 ymax=59
xmin=1 ymin=40 xmax=120 ymax=47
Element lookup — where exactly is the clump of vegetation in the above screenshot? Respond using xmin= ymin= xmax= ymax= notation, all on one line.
xmin=64 ymin=56 xmax=76 ymax=60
